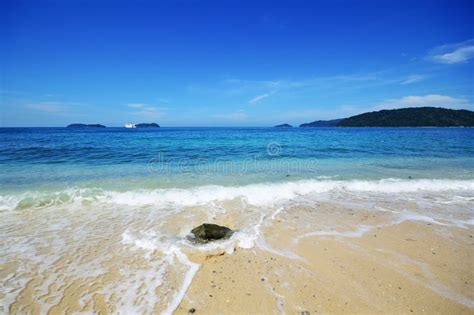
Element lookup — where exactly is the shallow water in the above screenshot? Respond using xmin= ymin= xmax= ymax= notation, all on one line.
xmin=1 ymin=127 xmax=473 ymax=191
xmin=0 ymin=127 xmax=473 ymax=313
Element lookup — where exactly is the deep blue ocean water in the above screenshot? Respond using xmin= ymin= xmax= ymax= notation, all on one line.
xmin=1 ymin=128 xmax=474 ymax=313
xmin=1 ymin=127 xmax=473 ymax=192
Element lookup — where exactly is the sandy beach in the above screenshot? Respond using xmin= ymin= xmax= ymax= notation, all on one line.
xmin=4 ymin=189 xmax=472 ymax=314
xmin=174 ymin=203 xmax=474 ymax=314
xmin=178 ymin=221 xmax=473 ymax=314
xmin=1 ymin=130 xmax=474 ymax=315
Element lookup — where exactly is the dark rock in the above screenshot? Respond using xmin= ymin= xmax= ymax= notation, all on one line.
xmin=66 ymin=123 xmax=106 ymax=128
xmin=135 ymin=123 xmax=160 ymax=128
xmin=274 ymin=123 xmax=292 ymax=128
xmin=188 ymin=223 xmax=233 ymax=244
xmin=188 ymin=308 xmax=196 ymax=313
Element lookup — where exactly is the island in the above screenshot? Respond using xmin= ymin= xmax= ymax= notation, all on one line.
xmin=300 ymin=119 xmax=342 ymax=127
xmin=66 ymin=124 xmax=106 ymax=128
xmin=135 ymin=123 xmax=160 ymax=128
xmin=274 ymin=123 xmax=292 ymax=128
xmin=337 ymin=107 xmax=474 ymax=127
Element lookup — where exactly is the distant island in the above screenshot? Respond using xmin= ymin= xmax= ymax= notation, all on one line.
xmin=337 ymin=107 xmax=474 ymax=127
xmin=67 ymin=124 xmax=106 ymax=128
xmin=66 ymin=107 xmax=474 ymax=129
xmin=136 ymin=123 xmax=160 ymax=128
xmin=300 ymin=119 xmax=342 ymax=127
xmin=299 ymin=107 xmax=474 ymax=127
xmin=66 ymin=123 xmax=161 ymax=128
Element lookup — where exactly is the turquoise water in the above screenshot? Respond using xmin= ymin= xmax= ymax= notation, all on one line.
xmin=1 ymin=127 xmax=474 ymax=313
xmin=1 ymin=127 xmax=473 ymax=192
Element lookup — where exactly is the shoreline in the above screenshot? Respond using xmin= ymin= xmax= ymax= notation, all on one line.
xmin=1 ymin=181 xmax=473 ymax=314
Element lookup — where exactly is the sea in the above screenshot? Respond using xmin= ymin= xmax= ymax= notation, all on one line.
xmin=1 ymin=127 xmax=473 ymax=313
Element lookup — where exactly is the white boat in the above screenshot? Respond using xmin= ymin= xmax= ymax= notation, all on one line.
xmin=124 ymin=123 xmax=136 ymax=128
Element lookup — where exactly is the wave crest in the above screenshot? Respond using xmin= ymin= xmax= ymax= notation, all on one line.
xmin=1 ymin=178 xmax=473 ymax=211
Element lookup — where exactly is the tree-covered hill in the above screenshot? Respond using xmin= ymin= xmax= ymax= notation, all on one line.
xmin=337 ymin=107 xmax=474 ymax=127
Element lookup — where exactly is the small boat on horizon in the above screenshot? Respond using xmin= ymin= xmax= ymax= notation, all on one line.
xmin=124 ymin=123 xmax=136 ymax=128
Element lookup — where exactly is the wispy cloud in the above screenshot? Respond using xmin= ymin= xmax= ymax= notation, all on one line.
xmin=224 ymin=74 xmax=379 ymax=92
xmin=26 ymin=102 xmax=69 ymax=113
xmin=400 ymin=74 xmax=425 ymax=85
xmin=377 ymin=94 xmax=471 ymax=110
xmin=213 ymin=74 xmax=383 ymax=103
xmin=248 ymin=93 xmax=272 ymax=105
xmin=127 ymin=103 xmax=167 ymax=119
xmin=128 ymin=103 xmax=147 ymax=109
xmin=429 ymin=39 xmax=474 ymax=64
xmin=213 ymin=109 xmax=247 ymax=121
xmin=190 ymin=71 xmax=421 ymax=104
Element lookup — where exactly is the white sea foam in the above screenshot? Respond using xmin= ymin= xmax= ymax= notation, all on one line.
xmin=375 ymin=249 xmax=474 ymax=308
xmin=120 ymin=226 xmax=266 ymax=313
xmin=294 ymin=225 xmax=374 ymax=243
xmin=120 ymin=229 xmax=201 ymax=314
xmin=161 ymin=248 xmax=200 ymax=315
xmin=396 ymin=213 xmax=447 ymax=226
xmin=294 ymin=211 xmax=459 ymax=244
xmin=1 ymin=178 xmax=473 ymax=313
xmin=2 ymin=178 xmax=473 ymax=211
xmin=103 ymin=178 xmax=474 ymax=208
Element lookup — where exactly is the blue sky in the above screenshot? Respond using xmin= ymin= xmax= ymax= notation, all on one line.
xmin=1 ymin=0 xmax=473 ymax=127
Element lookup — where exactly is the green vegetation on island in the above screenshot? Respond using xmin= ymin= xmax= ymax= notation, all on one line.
xmin=135 ymin=123 xmax=160 ymax=128
xmin=300 ymin=119 xmax=342 ymax=127
xmin=66 ymin=124 xmax=106 ymax=128
xmin=337 ymin=107 xmax=474 ymax=127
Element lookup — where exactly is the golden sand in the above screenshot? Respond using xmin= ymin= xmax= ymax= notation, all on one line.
xmin=3 ymin=202 xmax=473 ymax=314
xmin=177 ymin=221 xmax=473 ymax=314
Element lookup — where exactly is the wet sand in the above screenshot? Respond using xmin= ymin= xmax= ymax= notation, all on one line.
xmin=177 ymin=220 xmax=473 ymax=314
xmin=2 ymin=195 xmax=473 ymax=314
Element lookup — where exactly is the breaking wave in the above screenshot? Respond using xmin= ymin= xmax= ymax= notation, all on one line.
xmin=2 ymin=178 xmax=474 ymax=212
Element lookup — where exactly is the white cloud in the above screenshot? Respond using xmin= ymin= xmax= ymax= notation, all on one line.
xmin=434 ymin=46 xmax=474 ymax=64
xmin=213 ymin=110 xmax=247 ymax=121
xmin=248 ymin=93 xmax=271 ymax=105
xmin=127 ymin=103 xmax=167 ymax=119
xmin=223 ymin=78 xmax=283 ymax=89
xmin=400 ymin=74 xmax=425 ymax=85
xmin=128 ymin=103 xmax=146 ymax=109
xmin=377 ymin=94 xmax=471 ymax=110
xmin=430 ymin=39 xmax=474 ymax=64
xmin=190 ymin=72 xmax=412 ymax=103
xmin=225 ymin=74 xmax=378 ymax=92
